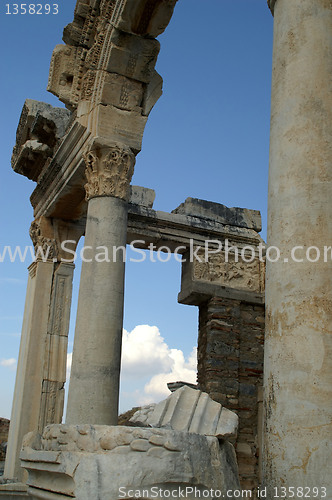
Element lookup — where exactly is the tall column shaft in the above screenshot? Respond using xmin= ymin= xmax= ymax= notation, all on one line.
xmin=66 ymin=197 xmax=128 ymax=425
xmin=66 ymin=143 xmax=135 ymax=425
xmin=264 ymin=0 xmax=332 ymax=492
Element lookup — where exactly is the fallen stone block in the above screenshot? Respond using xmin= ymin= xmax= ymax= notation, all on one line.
xmin=130 ymin=386 xmax=238 ymax=439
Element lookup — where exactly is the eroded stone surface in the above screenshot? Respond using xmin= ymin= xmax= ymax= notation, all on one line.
xmin=130 ymin=386 xmax=239 ymax=439
xmin=173 ymin=198 xmax=262 ymax=232
xmin=11 ymin=99 xmax=71 ymax=181
xmin=21 ymin=425 xmax=240 ymax=500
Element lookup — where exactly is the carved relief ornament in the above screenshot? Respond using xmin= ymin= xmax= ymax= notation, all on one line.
xmin=29 ymin=217 xmax=58 ymax=261
xmin=83 ymin=145 xmax=136 ymax=201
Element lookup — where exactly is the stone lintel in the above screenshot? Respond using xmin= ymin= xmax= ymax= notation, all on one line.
xmin=178 ymin=281 xmax=265 ymax=306
xmin=172 ymin=197 xmax=262 ymax=232
xmin=30 ymin=122 xmax=90 ymax=219
xmin=127 ymin=205 xmax=263 ymax=249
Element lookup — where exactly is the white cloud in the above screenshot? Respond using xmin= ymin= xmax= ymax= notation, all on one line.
xmin=142 ymin=347 xmax=197 ymax=404
xmin=121 ymin=325 xmax=173 ymax=377
xmin=121 ymin=325 xmax=197 ymax=407
xmin=65 ymin=325 xmax=197 ymax=413
xmin=0 ymin=358 xmax=17 ymax=370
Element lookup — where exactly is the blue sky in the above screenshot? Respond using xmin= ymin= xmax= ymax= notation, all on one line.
xmin=0 ymin=0 xmax=273 ymax=418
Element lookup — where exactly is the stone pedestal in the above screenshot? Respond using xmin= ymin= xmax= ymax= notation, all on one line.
xmin=20 ymin=424 xmax=240 ymax=500
xmin=264 ymin=0 xmax=332 ymax=492
xmin=66 ymin=144 xmax=135 ymax=426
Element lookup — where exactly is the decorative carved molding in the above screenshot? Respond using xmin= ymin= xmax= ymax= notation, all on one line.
xmin=29 ymin=217 xmax=58 ymax=261
xmin=29 ymin=216 xmax=83 ymax=262
xmin=83 ymin=144 xmax=135 ymax=200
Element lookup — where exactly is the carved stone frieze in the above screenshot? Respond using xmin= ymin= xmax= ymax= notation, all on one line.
xmin=179 ymin=244 xmax=265 ymax=306
xmin=193 ymin=248 xmax=265 ymax=293
xmin=104 ymin=29 xmax=160 ymax=83
xmin=47 ymin=45 xmax=85 ymax=108
xmin=83 ymin=144 xmax=135 ymax=200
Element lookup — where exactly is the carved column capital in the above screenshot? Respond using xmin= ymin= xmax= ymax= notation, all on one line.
xmin=29 ymin=216 xmax=83 ymax=262
xmin=83 ymin=144 xmax=136 ymax=201
xmin=29 ymin=217 xmax=58 ymax=261
xmin=267 ymin=0 xmax=276 ymax=15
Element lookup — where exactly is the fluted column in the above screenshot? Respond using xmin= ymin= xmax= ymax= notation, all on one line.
xmin=264 ymin=0 xmax=332 ymax=493
xmin=4 ymin=217 xmax=80 ymax=482
xmin=66 ymin=143 xmax=135 ymax=425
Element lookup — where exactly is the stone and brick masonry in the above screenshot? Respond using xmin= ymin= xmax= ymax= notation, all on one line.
xmin=198 ymin=297 xmax=265 ymax=494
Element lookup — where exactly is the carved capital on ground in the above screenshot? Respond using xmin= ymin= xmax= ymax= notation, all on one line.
xmin=83 ymin=144 xmax=136 ymax=201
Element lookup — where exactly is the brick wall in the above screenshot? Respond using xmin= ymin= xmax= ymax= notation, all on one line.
xmin=198 ymin=297 xmax=265 ymax=496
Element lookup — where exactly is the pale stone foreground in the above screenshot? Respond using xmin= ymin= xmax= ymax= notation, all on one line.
xmin=19 ymin=389 xmax=240 ymax=498
xmin=19 ymin=412 xmax=240 ymax=499
xmin=130 ymin=386 xmax=239 ymax=439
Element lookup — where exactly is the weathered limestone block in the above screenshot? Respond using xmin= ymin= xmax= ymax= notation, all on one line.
xmin=62 ymin=0 xmax=93 ymax=47
xmin=112 ymin=0 xmax=178 ymax=38
xmin=21 ymin=425 xmax=240 ymax=500
xmin=179 ymin=247 xmax=265 ymax=306
xmin=97 ymin=72 xmax=144 ymax=110
xmin=173 ymin=198 xmax=262 ymax=232
xmin=12 ymin=100 xmax=71 ymax=181
xmin=94 ymin=103 xmax=148 ymax=152
xmin=142 ymin=70 xmax=163 ymax=116
xmin=130 ymin=386 xmax=239 ymax=439
xmin=103 ymin=29 xmax=160 ymax=83
xmin=47 ymin=44 xmax=83 ymax=108
xmin=129 ymin=185 xmax=155 ymax=208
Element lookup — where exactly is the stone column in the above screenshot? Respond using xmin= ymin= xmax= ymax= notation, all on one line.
xmin=66 ymin=143 xmax=135 ymax=426
xmin=4 ymin=218 xmax=79 ymax=482
xmin=264 ymin=0 xmax=332 ymax=493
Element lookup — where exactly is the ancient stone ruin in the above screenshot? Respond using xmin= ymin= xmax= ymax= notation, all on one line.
xmin=1 ymin=0 xmax=331 ymax=499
